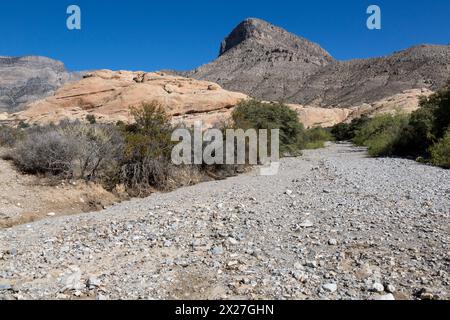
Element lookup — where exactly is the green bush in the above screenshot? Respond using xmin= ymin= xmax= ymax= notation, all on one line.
xmin=304 ymin=127 xmax=333 ymax=149
xmin=120 ymin=102 xmax=177 ymax=194
xmin=232 ymin=99 xmax=306 ymax=155
xmin=86 ymin=114 xmax=97 ymax=124
xmin=430 ymin=130 xmax=450 ymax=168
xmin=353 ymin=114 xmax=410 ymax=156
xmin=331 ymin=116 xmax=370 ymax=141
xmin=331 ymin=122 xmax=352 ymax=141
xmin=392 ymin=83 xmax=450 ymax=157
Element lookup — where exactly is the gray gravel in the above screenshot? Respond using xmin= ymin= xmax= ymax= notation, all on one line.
xmin=1 ymin=143 xmax=449 ymax=300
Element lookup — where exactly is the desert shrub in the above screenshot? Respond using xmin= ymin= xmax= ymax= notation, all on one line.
xmin=423 ymin=83 xmax=450 ymax=140
xmin=331 ymin=122 xmax=351 ymax=141
xmin=14 ymin=129 xmax=78 ymax=176
xmin=120 ymin=102 xmax=177 ymax=194
xmin=0 ymin=125 xmax=23 ymax=147
xmin=331 ymin=116 xmax=370 ymax=141
xmin=430 ymin=130 xmax=450 ymax=168
xmin=17 ymin=121 xmax=30 ymax=129
xmin=61 ymin=122 xmax=124 ymax=182
xmin=86 ymin=114 xmax=97 ymax=124
xmin=304 ymin=127 xmax=334 ymax=149
xmin=13 ymin=121 xmax=124 ymax=181
xmin=353 ymin=114 xmax=410 ymax=156
xmin=392 ymin=84 xmax=450 ymax=157
xmin=232 ymin=99 xmax=306 ymax=155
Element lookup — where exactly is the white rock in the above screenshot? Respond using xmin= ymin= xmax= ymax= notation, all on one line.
xmin=374 ymin=293 xmax=395 ymax=300
xmin=323 ymin=283 xmax=338 ymax=293
xmin=87 ymin=276 xmax=101 ymax=289
xmin=386 ymin=284 xmax=396 ymax=293
xmin=299 ymin=220 xmax=314 ymax=228
xmin=328 ymin=239 xmax=338 ymax=245
xmin=47 ymin=212 xmax=56 ymax=217
xmin=211 ymin=246 xmax=224 ymax=255
xmin=60 ymin=268 xmax=84 ymax=291
xmin=371 ymin=282 xmax=385 ymax=292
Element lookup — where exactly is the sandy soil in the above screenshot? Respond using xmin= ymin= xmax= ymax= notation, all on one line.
xmin=0 ymin=149 xmax=118 ymax=228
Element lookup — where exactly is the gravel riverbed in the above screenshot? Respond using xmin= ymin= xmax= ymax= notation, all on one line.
xmin=1 ymin=143 xmax=449 ymax=300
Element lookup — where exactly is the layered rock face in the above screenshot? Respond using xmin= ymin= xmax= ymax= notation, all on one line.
xmin=13 ymin=70 xmax=248 ymax=126
xmin=186 ymin=18 xmax=450 ymax=107
xmin=0 ymin=56 xmax=81 ymax=113
xmin=11 ymin=69 xmax=432 ymax=129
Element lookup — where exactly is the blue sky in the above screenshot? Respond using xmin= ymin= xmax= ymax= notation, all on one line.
xmin=0 ymin=0 xmax=449 ymax=71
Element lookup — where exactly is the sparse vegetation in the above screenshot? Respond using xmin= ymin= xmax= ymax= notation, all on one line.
xmin=4 ymin=100 xmax=336 ymax=198
xmin=304 ymin=127 xmax=334 ymax=149
xmin=119 ymin=102 xmax=180 ymax=194
xmin=353 ymin=114 xmax=409 ymax=156
xmin=0 ymin=125 xmax=23 ymax=147
xmin=13 ymin=121 xmax=124 ymax=180
xmin=5 ymin=102 xmax=233 ymax=197
xmin=231 ymin=99 xmax=333 ymax=154
xmin=86 ymin=114 xmax=97 ymax=124
xmin=430 ymin=130 xmax=450 ymax=168
xmin=232 ymin=100 xmax=306 ymax=155
xmin=331 ymin=81 xmax=450 ymax=168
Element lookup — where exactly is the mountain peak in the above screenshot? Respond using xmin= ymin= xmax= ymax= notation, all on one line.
xmin=219 ymin=18 xmax=285 ymax=56
xmin=218 ymin=18 xmax=333 ymax=62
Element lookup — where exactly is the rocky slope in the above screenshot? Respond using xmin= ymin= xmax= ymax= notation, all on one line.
xmin=293 ymin=45 xmax=450 ymax=107
xmin=11 ymin=70 xmax=248 ymax=127
xmin=0 ymin=56 xmax=81 ymax=113
xmin=11 ymin=69 xmax=359 ymax=128
xmin=1 ymin=143 xmax=449 ymax=300
xmin=184 ymin=18 xmax=335 ymax=103
xmin=186 ymin=18 xmax=450 ymax=106
xmin=7 ymin=67 xmax=433 ymax=128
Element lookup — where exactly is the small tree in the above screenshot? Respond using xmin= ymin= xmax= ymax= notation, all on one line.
xmin=430 ymin=130 xmax=450 ymax=168
xmin=120 ymin=101 xmax=176 ymax=193
xmin=232 ymin=99 xmax=306 ymax=155
xmin=86 ymin=114 xmax=97 ymax=124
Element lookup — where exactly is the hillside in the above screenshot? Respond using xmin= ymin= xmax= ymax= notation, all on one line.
xmin=186 ymin=18 xmax=450 ymax=106
xmin=184 ymin=18 xmax=334 ymax=103
xmin=0 ymin=56 xmax=82 ymax=113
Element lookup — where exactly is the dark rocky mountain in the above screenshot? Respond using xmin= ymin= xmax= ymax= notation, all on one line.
xmin=0 ymin=56 xmax=82 ymax=112
xmin=184 ymin=18 xmax=335 ymax=102
xmin=186 ymin=18 xmax=450 ymax=107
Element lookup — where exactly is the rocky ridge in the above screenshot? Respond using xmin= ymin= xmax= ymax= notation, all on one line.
xmin=186 ymin=18 xmax=450 ymax=106
xmin=0 ymin=56 xmax=82 ymax=113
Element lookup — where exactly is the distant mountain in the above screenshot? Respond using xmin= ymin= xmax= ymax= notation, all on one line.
xmin=185 ymin=18 xmax=450 ymax=107
xmin=0 ymin=56 xmax=82 ymax=112
xmin=184 ymin=18 xmax=334 ymax=103
xmin=292 ymin=45 xmax=450 ymax=107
